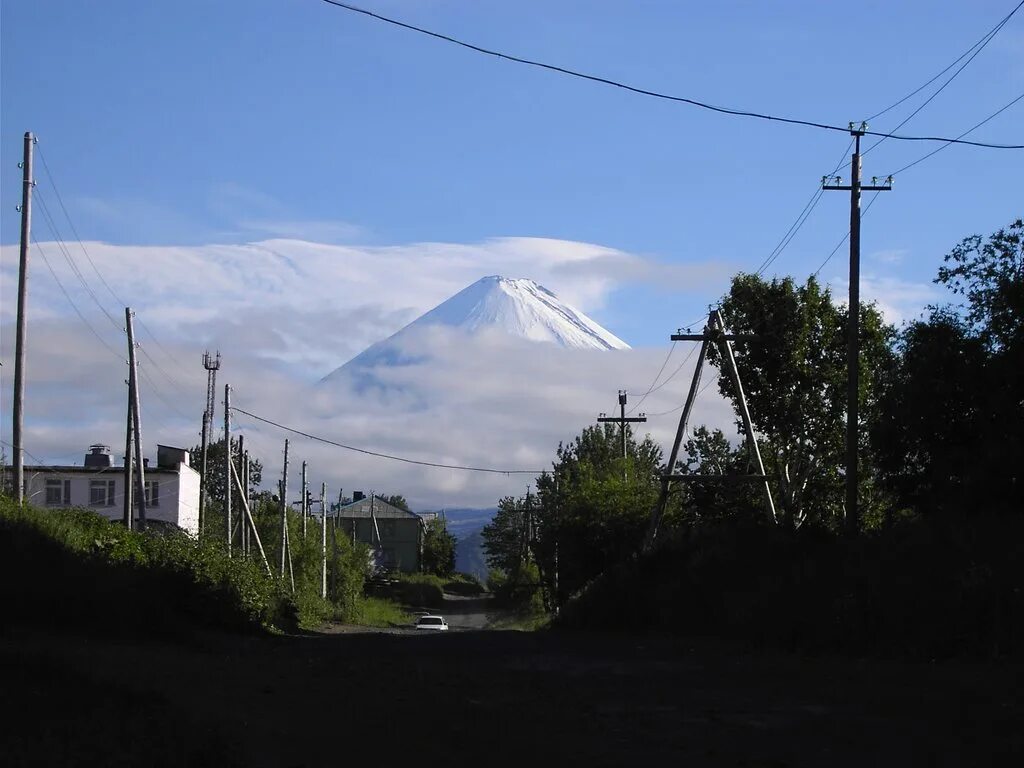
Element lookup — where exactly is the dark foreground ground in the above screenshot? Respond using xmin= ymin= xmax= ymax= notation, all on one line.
xmin=2 ymin=623 xmax=1021 ymax=767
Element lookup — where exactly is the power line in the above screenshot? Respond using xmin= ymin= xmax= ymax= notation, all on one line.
xmin=887 ymin=91 xmax=1024 ymax=177
xmin=624 ymin=342 xmax=675 ymax=414
xmin=864 ymin=0 xmax=1024 ymax=123
xmin=318 ymin=0 xmax=1023 ymax=149
xmin=861 ymin=0 xmax=1021 ymax=157
xmin=230 ymin=405 xmax=543 ymax=475
xmin=812 ymin=192 xmax=882 ymax=277
xmin=754 ymin=140 xmax=855 ymax=277
xmin=34 ymin=191 xmax=124 ymax=335
xmin=811 ymin=89 xmax=1019 ymax=280
xmin=35 ymin=146 xmax=192 ymax=378
xmin=33 ymin=242 xmax=124 ymax=360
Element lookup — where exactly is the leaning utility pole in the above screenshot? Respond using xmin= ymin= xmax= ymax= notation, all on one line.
xmin=198 ymin=351 xmax=220 ymax=538
xmin=125 ymin=308 xmax=147 ymax=530
xmin=597 ymin=390 xmax=647 ymax=480
xmin=280 ymin=439 xmax=290 ymax=578
xmin=224 ymin=384 xmax=232 ymax=556
xmin=12 ymin=131 xmax=35 ymax=503
xmin=645 ymin=311 xmax=774 ymax=547
xmin=823 ymin=123 xmax=892 ymax=535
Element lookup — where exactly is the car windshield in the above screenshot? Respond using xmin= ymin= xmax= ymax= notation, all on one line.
xmin=418 ymin=617 xmax=442 ymax=625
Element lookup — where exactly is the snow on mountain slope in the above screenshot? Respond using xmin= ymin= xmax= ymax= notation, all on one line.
xmin=413 ymin=276 xmax=629 ymax=350
xmin=321 ymin=276 xmax=628 ymax=383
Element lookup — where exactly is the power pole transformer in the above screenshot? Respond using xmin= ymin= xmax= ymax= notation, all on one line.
xmin=823 ymin=123 xmax=892 ymax=535
xmin=597 ymin=390 xmax=647 ymax=480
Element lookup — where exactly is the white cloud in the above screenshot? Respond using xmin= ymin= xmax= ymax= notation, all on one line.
xmin=822 ymin=272 xmax=938 ymax=327
xmin=0 ymin=236 xmax=736 ymax=509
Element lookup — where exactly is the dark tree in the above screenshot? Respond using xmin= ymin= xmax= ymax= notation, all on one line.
xmin=422 ymin=517 xmax=456 ymax=576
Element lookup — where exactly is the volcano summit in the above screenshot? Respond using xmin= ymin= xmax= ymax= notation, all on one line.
xmin=321 ymin=276 xmax=628 ymax=383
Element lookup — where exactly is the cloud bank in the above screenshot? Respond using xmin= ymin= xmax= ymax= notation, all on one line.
xmin=0 ymin=236 xmax=735 ymax=508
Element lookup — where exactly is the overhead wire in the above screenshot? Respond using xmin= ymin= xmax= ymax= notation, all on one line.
xmin=863 ymin=0 xmax=1024 ymax=123
xmin=886 ymin=91 xmax=1024 ymax=177
xmin=32 ymin=242 xmax=125 ymax=361
xmin=318 ymin=0 xmax=1023 ymax=149
xmin=230 ymin=405 xmax=544 ymax=475
xmin=35 ymin=146 xmax=193 ymax=390
xmin=860 ymin=0 xmax=1022 ymax=158
xmin=754 ymin=139 xmax=855 ymax=277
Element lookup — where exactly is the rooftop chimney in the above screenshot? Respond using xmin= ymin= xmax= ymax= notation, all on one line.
xmin=85 ymin=444 xmax=112 ymax=468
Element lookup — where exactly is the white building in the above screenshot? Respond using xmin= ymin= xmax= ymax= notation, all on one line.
xmin=12 ymin=444 xmax=200 ymax=536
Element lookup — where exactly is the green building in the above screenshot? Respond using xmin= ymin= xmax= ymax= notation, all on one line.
xmin=335 ymin=494 xmax=424 ymax=574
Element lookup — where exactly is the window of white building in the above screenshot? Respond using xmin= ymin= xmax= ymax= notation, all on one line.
xmin=89 ymin=479 xmax=116 ymax=507
xmin=45 ymin=478 xmax=71 ymax=507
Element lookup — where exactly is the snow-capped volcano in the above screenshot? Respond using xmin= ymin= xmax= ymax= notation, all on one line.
xmin=409 ymin=276 xmax=629 ymax=350
xmin=322 ymin=276 xmax=628 ymax=383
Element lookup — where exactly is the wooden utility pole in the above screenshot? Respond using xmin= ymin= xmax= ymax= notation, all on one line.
xmin=242 ymin=447 xmax=250 ymax=556
xmin=645 ymin=312 xmax=774 ymax=547
xmin=230 ymin=457 xmax=271 ymax=574
xmin=597 ymin=390 xmax=647 ymax=480
xmin=123 ymin=377 xmax=134 ymax=529
xmin=12 ymin=131 xmax=35 ymax=503
xmin=125 ymin=308 xmax=147 ymax=530
xmin=823 ymin=123 xmax=892 ymax=535
xmin=238 ymin=434 xmax=246 ymax=556
xmin=321 ymin=482 xmax=327 ymax=599
xmin=280 ymin=439 xmax=290 ymax=578
xmin=198 ymin=351 xmax=220 ymax=539
xmin=301 ymin=460 xmax=308 ymax=540
xmin=224 ymin=384 xmax=232 ymax=555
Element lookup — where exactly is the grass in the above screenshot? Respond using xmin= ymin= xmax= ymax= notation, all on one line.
xmin=488 ymin=610 xmax=551 ymax=632
xmin=349 ymin=596 xmax=412 ymax=627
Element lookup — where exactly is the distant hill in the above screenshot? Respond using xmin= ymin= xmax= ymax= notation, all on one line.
xmin=455 ymin=527 xmax=488 ymax=582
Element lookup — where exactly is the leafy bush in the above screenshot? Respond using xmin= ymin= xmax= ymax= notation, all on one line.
xmin=556 ymin=516 xmax=1024 ymax=658
xmin=443 ymin=572 xmax=486 ymax=596
xmin=391 ymin=573 xmax=446 ymax=607
xmin=1 ymin=499 xmax=292 ymax=633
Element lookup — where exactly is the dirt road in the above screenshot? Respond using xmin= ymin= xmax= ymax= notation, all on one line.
xmin=3 ymin=622 xmax=1021 ymax=767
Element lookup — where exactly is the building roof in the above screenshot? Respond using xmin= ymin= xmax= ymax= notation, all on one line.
xmin=335 ymin=496 xmax=422 ymax=520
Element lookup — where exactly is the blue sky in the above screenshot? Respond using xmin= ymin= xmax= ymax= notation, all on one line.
xmin=2 ymin=0 xmax=1022 ymax=344
xmin=0 ymin=1 xmax=1022 ymax=504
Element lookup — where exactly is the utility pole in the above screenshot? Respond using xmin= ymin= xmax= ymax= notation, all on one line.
xmin=823 ymin=123 xmax=892 ymax=535
xmin=321 ymin=482 xmax=327 ymax=600
xmin=12 ymin=131 xmax=35 ymax=503
xmin=125 ymin=308 xmax=147 ymax=530
xmin=242 ymin=446 xmax=251 ymax=556
xmin=199 ymin=351 xmax=220 ymax=538
xmin=122 ymin=377 xmax=134 ymax=529
xmin=224 ymin=383 xmax=232 ymax=555
xmin=238 ymin=434 xmax=246 ymax=556
xmin=301 ymin=460 xmax=308 ymax=540
xmin=645 ymin=312 xmax=774 ymax=547
xmin=280 ymin=439 xmax=290 ymax=578
xmin=597 ymin=390 xmax=647 ymax=480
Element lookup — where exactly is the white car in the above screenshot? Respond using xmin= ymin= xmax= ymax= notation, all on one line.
xmin=414 ymin=615 xmax=449 ymax=631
